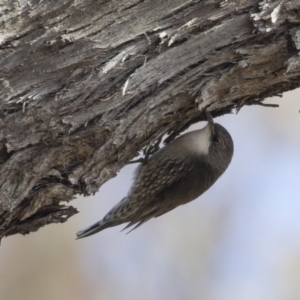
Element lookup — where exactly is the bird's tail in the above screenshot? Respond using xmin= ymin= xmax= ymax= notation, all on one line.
xmin=76 ymin=219 xmax=114 ymax=239
xmin=76 ymin=197 xmax=128 ymax=239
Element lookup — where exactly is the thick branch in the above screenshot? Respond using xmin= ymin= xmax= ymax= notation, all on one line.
xmin=0 ymin=0 xmax=299 ymax=237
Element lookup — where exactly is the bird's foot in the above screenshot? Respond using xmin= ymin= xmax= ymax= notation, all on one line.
xmin=142 ymin=136 xmax=162 ymax=161
xmin=128 ymin=135 xmax=162 ymax=165
xmin=127 ymin=157 xmax=147 ymax=164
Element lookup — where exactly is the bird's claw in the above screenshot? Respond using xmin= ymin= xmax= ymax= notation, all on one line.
xmin=143 ymin=136 xmax=162 ymax=160
xmin=128 ymin=136 xmax=163 ymax=165
xmin=127 ymin=157 xmax=147 ymax=164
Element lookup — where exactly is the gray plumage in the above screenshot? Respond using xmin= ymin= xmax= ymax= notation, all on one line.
xmin=76 ymin=112 xmax=233 ymax=239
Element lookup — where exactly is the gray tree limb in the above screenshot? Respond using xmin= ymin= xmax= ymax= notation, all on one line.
xmin=0 ymin=0 xmax=299 ymax=238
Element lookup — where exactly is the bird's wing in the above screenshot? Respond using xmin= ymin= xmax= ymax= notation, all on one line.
xmin=130 ymin=154 xmax=195 ymax=202
xmin=122 ymin=155 xmax=197 ymax=231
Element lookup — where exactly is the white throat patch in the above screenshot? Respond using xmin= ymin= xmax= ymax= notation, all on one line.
xmin=190 ymin=124 xmax=211 ymax=155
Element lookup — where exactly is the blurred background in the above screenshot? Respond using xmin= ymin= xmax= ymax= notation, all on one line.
xmin=1 ymin=89 xmax=300 ymax=300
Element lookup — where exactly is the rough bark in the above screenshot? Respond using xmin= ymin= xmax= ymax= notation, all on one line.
xmin=0 ymin=0 xmax=299 ymax=238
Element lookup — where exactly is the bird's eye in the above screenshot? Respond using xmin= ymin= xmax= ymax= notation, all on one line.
xmin=213 ymin=135 xmax=220 ymax=143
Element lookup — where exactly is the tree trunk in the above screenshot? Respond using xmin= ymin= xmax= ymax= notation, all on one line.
xmin=0 ymin=0 xmax=299 ymax=238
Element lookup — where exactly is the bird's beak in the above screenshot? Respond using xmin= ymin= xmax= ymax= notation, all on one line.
xmin=205 ymin=110 xmax=215 ymax=135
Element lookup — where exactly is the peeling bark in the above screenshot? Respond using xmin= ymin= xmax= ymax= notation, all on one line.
xmin=0 ymin=0 xmax=299 ymax=238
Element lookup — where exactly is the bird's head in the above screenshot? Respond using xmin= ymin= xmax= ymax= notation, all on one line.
xmin=205 ymin=110 xmax=234 ymax=168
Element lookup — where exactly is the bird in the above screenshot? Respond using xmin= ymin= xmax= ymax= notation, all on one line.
xmin=76 ymin=111 xmax=234 ymax=239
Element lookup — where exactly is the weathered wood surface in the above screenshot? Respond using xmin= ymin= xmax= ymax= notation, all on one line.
xmin=0 ymin=0 xmax=299 ymax=238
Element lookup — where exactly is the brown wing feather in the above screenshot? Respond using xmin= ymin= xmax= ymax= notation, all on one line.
xmin=122 ymin=156 xmax=198 ymax=231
